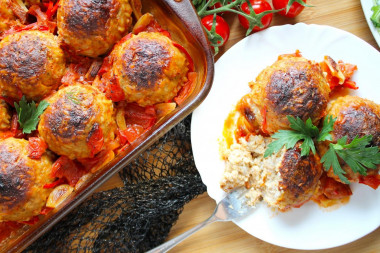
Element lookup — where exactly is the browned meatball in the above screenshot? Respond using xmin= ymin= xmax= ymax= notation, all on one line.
xmin=0 ymin=138 xmax=54 ymax=222
xmin=38 ymin=84 xmax=115 ymax=160
xmin=249 ymin=56 xmax=330 ymax=134
xmin=95 ymin=32 xmax=189 ymax=106
xmin=221 ymin=135 xmax=322 ymax=211
xmin=276 ymin=145 xmax=322 ymax=210
xmin=0 ymin=30 xmax=66 ymax=102
xmin=57 ymin=0 xmax=133 ymax=57
xmin=319 ymin=96 xmax=380 ymax=183
xmin=0 ymin=100 xmax=11 ymax=131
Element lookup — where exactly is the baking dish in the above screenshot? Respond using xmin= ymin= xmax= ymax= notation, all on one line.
xmin=1 ymin=0 xmax=214 ymax=252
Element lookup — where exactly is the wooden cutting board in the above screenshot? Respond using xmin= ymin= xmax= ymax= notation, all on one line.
xmin=99 ymin=0 xmax=380 ymax=252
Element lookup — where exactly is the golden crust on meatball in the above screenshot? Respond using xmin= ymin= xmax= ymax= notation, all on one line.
xmin=0 ymin=100 xmax=11 ymax=131
xmin=319 ymin=96 xmax=380 ymax=182
xmin=38 ymin=84 xmax=116 ymax=160
xmin=57 ymin=0 xmax=133 ymax=57
xmin=0 ymin=30 xmax=66 ymax=101
xmin=0 ymin=138 xmax=54 ymax=222
xmin=100 ymin=32 xmax=189 ymax=106
xmin=250 ymin=57 xmax=330 ymax=134
xmin=276 ymin=145 xmax=322 ymax=210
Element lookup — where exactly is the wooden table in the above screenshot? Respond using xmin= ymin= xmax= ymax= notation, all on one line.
xmin=98 ymin=0 xmax=380 ymax=252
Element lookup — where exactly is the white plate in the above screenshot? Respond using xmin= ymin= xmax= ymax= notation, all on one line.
xmin=361 ymin=0 xmax=380 ymax=47
xmin=191 ymin=23 xmax=380 ymax=250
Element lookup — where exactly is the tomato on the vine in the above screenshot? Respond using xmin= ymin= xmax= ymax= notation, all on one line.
xmin=201 ymin=15 xmax=230 ymax=46
xmin=273 ymin=0 xmax=307 ymax=18
xmin=238 ymin=0 xmax=273 ymax=33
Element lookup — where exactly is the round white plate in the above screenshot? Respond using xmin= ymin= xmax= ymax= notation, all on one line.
xmin=191 ymin=23 xmax=380 ymax=250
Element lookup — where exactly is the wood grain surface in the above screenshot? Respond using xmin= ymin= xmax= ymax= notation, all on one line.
xmin=98 ymin=0 xmax=380 ymax=251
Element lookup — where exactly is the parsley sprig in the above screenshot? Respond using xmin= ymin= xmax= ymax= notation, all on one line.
xmin=321 ymin=136 xmax=380 ymax=184
xmin=264 ymin=115 xmax=335 ymax=157
xmin=264 ymin=115 xmax=380 ymax=183
xmin=14 ymin=96 xmax=49 ymax=134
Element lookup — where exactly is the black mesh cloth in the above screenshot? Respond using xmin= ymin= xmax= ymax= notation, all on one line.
xmin=24 ymin=115 xmax=207 ymax=253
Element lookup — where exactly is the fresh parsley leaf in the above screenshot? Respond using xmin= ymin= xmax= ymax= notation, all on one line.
xmin=320 ymin=143 xmax=349 ymax=184
xmin=321 ymin=135 xmax=380 ymax=184
xmin=14 ymin=96 xmax=49 ymax=134
xmin=317 ymin=115 xmax=336 ymax=142
xmin=264 ymin=116 xmax=318 ymax=157
xmin=264 ymin=130 xmax=304 ymax=157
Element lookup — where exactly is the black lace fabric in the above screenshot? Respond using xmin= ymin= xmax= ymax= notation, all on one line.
xmin=24 ymin=115 xmax=206 ymax=252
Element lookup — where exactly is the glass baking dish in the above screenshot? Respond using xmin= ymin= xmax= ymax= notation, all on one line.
xmin=1 ymin=0 xmax=214 ymax=252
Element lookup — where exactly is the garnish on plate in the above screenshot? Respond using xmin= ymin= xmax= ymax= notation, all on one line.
xmin=14 ymin=96 xmax=49 ymax=134
xmin=264 ymin=115 xmax=380 ymax=183
xmin=264 ymin=115 xmax=335 ymax=157
xmin=321 ymin=135 xmax=380 ymax=184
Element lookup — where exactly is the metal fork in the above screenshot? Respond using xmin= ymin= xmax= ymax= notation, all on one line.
xmin=147 ymin=188 xmax=252 ymax=253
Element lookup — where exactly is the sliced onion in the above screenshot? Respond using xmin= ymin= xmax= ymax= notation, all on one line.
xmin=46 ymin=184 xmax=74 ymax=208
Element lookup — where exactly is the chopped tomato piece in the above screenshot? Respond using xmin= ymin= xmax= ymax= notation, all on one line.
xmin=123 ymin=103 xmax=157 ymax=128
xmin=338 ymin=61 xmax=357 ymax=79
xmin=87 ymin=123 xmax=104 ymax=158
xmin=342 ymin=80 xmax=358 ymax=90
xmin=105 ymin=80 xmax=125 ymax=102
xmin=320 ymin=174 xmax=352 ymax=199
xmin=0 ymin=96 xmax=17 ymax=107
xmin=359 ymin=174 xmax=380 ymax=190
xmin=27 ymin=137 xmax=48 ymax=159
xmin=0 ymin=222 xmax=23 ymax=242
xmin=97 ymin=56 xmax=114 ymax=77
xmin=118 ymin=129 xmax=129 ymax=146
xmin=174 ymin=72 xmax=197 ymax=105
xmin=122 ymin=125 xmax=145 ymax=144
xmin=51 ymin=156 xmax=86 ymax=187
xmin=40 ymin=207 xmax=53 ymax=215
xmin=20 ymin=216 xmax=39 ymax=225
xmin=172 ymin=42 xmax=194 ymax=72
xmin=320 ymin=59 xmax=358 ymax=91
xmin=61 ymin=62 xmax=93 ymax=86
xmin=45 ymin=0 xmax=60 ymax=21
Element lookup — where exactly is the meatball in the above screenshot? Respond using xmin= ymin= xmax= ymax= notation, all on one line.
xmin=275 ymin=145 xmax=322 ymax=210
xmin=319 ymin=96 xmax=380 ymax=182
xmin=0 ymin=138 xmax=54 ymax=222
xmin=96 ymin=32 xmax=189 ymax=106
xmin=221 ymin=135 xmax=322 ymax=211
xmin=0 ymin=0 xmax=22 ymax=35
xmin=57 ymin=0 xmax=133 ymax=57
xmin=0 ymin=100 xmax=11 ymax=131
xmin=249 ymin=56 xmax=330 ymax=134
xmin=0 ymin=30 xmax=66 ymax=102
xmin=38 ymin=84 xmax=115 ymax=160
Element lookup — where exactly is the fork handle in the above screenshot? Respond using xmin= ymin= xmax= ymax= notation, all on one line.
xmin=146 ymin=214 xmax=219 ymax=253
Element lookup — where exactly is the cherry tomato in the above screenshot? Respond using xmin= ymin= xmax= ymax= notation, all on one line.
xmin=272 ymin=0 xmax=306 ymax=18
xmin=201 ymin=15 xmax=230 ymax=47
xmin=238 ymin=0 xmax=273 ymax=33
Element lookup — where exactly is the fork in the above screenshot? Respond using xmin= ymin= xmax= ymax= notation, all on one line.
xmin=147 ymin=188 xmax=252 ymax=253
